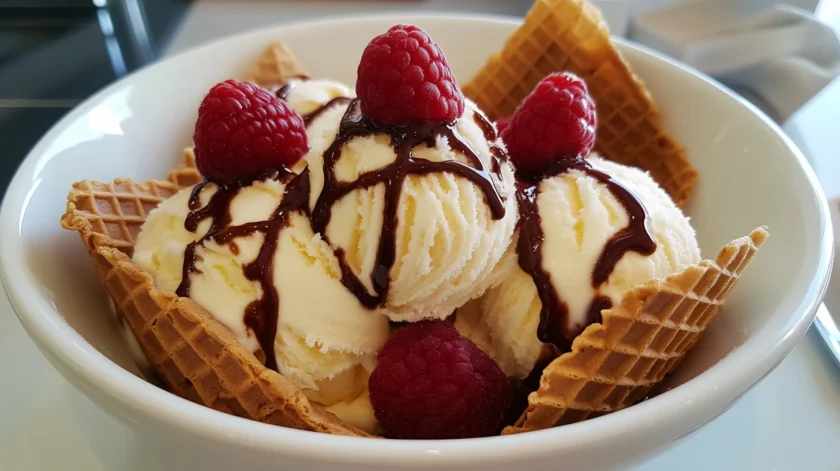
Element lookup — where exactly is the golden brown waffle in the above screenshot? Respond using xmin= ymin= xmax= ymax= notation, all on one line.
xmin=167 ymin=148 xmax=202 ymax=187
xmin=503 ymin=227 xmax=768 ymax=434
xmin=463 ymin=0 xmax=698 ymax=207
xmin=248 ymin=42 xmax=310 ymax=89
xmin=60 ymin=153 xmax=369 ymax=437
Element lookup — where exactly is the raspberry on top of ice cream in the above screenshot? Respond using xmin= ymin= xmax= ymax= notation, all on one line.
xmin=356 ymin=24 xmax=465 ymax=125
xmin=502 ymin=72 xmax=596 ymax=174
xmin=193 ymin=79 xmax=308 ymax=181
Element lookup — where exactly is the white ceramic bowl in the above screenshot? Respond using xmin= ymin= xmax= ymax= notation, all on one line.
xmin=0 ymin=14 xmax=832 ymax=471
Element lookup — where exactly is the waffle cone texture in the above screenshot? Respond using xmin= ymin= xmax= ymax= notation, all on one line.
xmin=505 ymin=227 xmax=767 ymax=434
xmin=61 ymin=26 xmax=766 ymax=437
xmin=248 ymin=43 xmax=310 ymax=88
xmin=463 ymin=0 xmax=698 ymax=207
xmin=60 ymin=150 xmax=370 ymax=437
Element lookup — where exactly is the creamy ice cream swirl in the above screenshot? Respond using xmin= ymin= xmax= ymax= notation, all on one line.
xmin=305 ymin=98 xmax=516 ymax=321
xmin=456 ymin=157 xmax=701 ymax=380
xmin=515 ymin=157 xmax=657 ymax=352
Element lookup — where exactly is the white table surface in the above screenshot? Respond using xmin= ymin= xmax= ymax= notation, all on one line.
xmin=3 ymin=2 xmax=840 ymax=470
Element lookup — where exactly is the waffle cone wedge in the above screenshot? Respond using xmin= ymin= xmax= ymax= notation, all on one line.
xmin=248 ymin=42 xmax=309 ymax=88
xmin=60 ymin=151 xmax=370 ymax=437
xmin=463 ymin=0 xmax=698 ymax=207
xmin=503 ymin=227 xmax=768 ymax=434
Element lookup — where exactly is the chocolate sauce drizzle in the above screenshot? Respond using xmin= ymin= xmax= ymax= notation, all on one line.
xmin=516 ymin=157 xmax=656 ymax=352
xmin=275 ymin=83 xmax=295 ymax=101
xmin=274 ymin=75 xmax=310 ymax=101
xmin=302 ymin=96 xmax=352 ymax=126
xmin=472 ymin=111 xmax=506 ymax=176
xmin=275 ymin=77 xmax=352 ymax=127
xmin=309 ymin=99 xmax=506 ymax=308
xmin=176 ymin=92 xmax=507 ymax=371
xmin=175 ymin=169 xmax=309 ymax=371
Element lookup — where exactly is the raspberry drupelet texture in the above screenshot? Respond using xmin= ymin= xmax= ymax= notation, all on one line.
xmin=369 ymin=321 xmax=511 ymax=439
xmin=193 ymin=79 xmax=308 ymax=182
xmin=356 ymin=24 xmax=465 ymax=125
xmin=501 ymin=72 xmax=597 ymax=173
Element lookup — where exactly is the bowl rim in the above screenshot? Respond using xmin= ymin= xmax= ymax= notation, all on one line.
xmin=0 ymin=12 xmax=833 ymax=465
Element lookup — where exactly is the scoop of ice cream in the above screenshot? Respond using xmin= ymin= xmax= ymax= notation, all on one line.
xmin=276 ymin=78 xmax=354 ymax=174
xmin=456 ymin=157 xmax=701 ymax=379
xmin=281 ymin=77 xmax=353 ymax=116
xmin=303 ymin=100 xmax=519 ymax=323
xmin=133 ymin=176 xmax=389 ymax=432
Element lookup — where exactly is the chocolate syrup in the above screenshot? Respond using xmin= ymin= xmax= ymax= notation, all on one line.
xmin=175 ymin=77 xmax=353 ymax=370
xmin=472 ymin=111 xmax=506 ymax=177
xmin=176 ymin=168 xmax=309 ymax=371
xmin=275 ymin=83 xmax=295 ymax=100
xmin=177 ymin=179 xmax=237 ymax=296
xmin=310 ymin=99 xmax=506 ymax=308
xmin=176 ymin=96 xmax=508 ymax=371
xmin=516 ymin=157 xmax=655 ymax=352
xmin=585 ymin=166 xmax=657 ymax=285
xmin=275 ymin=77 xmax=353 ymax=126
xmin=585 ymin=295 xmax=613 ymax=327
xmin=472 ymin=110 xmax=496 ymax=139
xmin=274 ymin=75 xmax=310 ymax=101
xmin=302 ymin=96 xmax=352 ymax=126
xmin=515 ymin=173 xmax=574 ymax=351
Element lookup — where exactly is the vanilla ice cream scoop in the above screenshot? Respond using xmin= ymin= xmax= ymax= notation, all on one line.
xmin=133 ymin=174 xmax=389 ymax=433
xmin=275 ymin=77 xmax=355 ymax=173
xmin=279 ymin=77 xmax=353 ymax=116
xmin=456 ymin=157 xmax=700 ymax=380
xmin=304 ymin=98 xmax=519 ymax=323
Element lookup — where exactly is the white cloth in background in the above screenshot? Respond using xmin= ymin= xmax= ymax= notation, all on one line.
xmin=631 ymin=2 xmax=840 ymax=122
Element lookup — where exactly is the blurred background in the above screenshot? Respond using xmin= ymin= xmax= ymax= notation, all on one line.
xmin=1 ymin=0 xmax=839 ymax=196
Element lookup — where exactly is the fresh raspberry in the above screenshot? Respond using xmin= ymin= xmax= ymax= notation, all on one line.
xmin=501 ymin=72 xmax=597 ymax=173
xmin=356 ymin=25 xmax=464 ymax=125
xmin=495 ymin=116 xmax=512 ymax=134
xmin=193 ymin=80 xmax=307 ymax=182
xmin=369 ymin=321 xmax=511 ymax=439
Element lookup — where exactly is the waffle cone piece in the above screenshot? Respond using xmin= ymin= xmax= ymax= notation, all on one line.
xmin=248 ymin=42 xmax=310 ymax=88
xmin=463 ymin=0 xmax=698 ymax=207
xmin=504 ymin=227 xmax=768 ymax=434
xmin=61 ymin=44 xmax=370 ymax=436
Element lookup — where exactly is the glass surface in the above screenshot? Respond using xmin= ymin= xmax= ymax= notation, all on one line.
xmin=0 ymin=0 xmax=189 ymax=196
